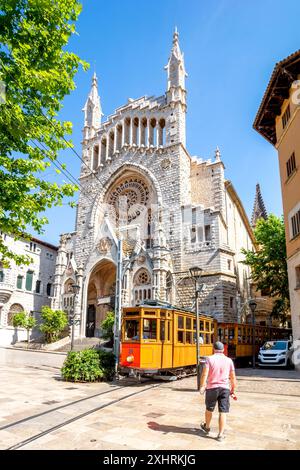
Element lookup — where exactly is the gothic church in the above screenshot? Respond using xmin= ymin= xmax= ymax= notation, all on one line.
xmin=51 ymin=31 xmax=255 ymax=339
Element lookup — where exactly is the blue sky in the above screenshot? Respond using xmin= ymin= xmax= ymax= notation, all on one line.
xmin=36 ymin=0 xmax=300 ymax=245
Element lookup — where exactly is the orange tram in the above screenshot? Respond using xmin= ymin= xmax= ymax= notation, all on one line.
xmin=120 ymin=304 xmax=292 ymax=377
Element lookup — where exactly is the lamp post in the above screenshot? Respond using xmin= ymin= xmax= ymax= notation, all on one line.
xmin=189 ymin=266 xmax=203 ymax=390
xmin=70 ymin=283 xmax=80 ymax=351
xmin=249 ymin=300 xmax=257 ymax=369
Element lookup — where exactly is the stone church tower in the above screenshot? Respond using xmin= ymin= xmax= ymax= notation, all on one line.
xmin=52 ymin=31 xmax=255 ymax=338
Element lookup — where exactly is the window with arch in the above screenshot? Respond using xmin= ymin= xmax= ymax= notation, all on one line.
xmin=101 ymin=137 xmax=107 ymax=165
xmin=158 ymin=118 xmax=165 ymax=146
xmin=7 ymin=303 xmax=24 ymax=326
xmin=133 ymin=268 xmax=152 ymax=303
xmin=92 ymin=145 xmax=99 ymax=171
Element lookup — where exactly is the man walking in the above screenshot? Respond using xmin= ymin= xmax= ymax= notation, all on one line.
xmin=199 ymin=341 xmax=237 ymax=441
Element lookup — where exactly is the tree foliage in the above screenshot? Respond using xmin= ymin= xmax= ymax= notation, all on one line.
xmin=101 ymin=311 xmax=114 ymax=341
xmin=0 ymin=0 xmax=88 ymax=266
xmin=12 ymin=310 xmax=36 ymax=342
xmin=39 ymin=305 xmax=68 ymax=343
xmin=241 ymin=215 xmax=290 ymax=319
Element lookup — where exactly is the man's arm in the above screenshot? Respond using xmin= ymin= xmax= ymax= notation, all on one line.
xmin=200 ymin=364 xmax=209 ymax=394
xmin=229 ymin=369 xmax=237 ymax=393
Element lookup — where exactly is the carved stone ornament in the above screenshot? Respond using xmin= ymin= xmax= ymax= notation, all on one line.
xmin=137 ymin=255 xmax=146 ymax=265
xmin=97 ymin=237 xmax=113 ymax=254
xmin=161 ymin=158 xmax=171 ymax=170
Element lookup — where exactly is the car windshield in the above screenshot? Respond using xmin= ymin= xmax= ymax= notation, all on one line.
xmin=262 ymin=341 xmax=287 ymax=351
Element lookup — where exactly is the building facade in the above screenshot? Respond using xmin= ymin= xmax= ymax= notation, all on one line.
xmin=0 ymin=233 xmax=57 ymax=345
xmin=254 ymin=50 xmax=300 ymax=354
xmin=51 ymin=31 xmax=256 ymax=339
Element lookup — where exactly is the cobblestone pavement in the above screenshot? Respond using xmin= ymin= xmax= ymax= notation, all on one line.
xmin=0 ymin=363 xmax=300 ymax=450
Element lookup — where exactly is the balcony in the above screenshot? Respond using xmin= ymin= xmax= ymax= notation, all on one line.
xmin=0 ymin=282 xmax=14 ymax=305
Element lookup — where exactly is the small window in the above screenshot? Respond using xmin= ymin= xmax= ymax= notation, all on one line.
xmin=230 ymin=297 xmax=234 ymax=309
xmin=143 ymin=319 xmax=157 ymax=340
xmin=125 ymin=319 xmax=140 ymax=340
xmin=178 ymin=331 xmax=184 ymax=343
xmin=282 ymin=104 xmax=291 ymax=129
xmin=291 ymin=210 xmax=300 ymax=238
xmin=16 ymin=275 xmax=23 ymax=289
xmin=0 ymin=270 xmax=4 ymax=283
xmin=227 ymin=260 xmax=231 ymax=271
xmin=186 ymin=317 xmax=191 ymax=330
xmin=160 ymin=320 xmax=165 ymax=341
xmin=205 ymin=225 xmax=211 ymax=241
xmin=46 ymin=283 xmax=52 ymax=296
xmin=286 ymin=152 xmax=296 ymax=178
xmin=296 ymin=266 xmax=300 ymax=289
xmin=186 ymin=332 xmax=192 ymax=344
xmin=178 ymin=316 xmax=184 ymax=329
xmin=35 ymin=280 xmax=41 ymax=294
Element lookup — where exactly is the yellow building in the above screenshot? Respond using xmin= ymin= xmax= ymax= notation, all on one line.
xmin=254 ymin=50 xmax=300 ymax=359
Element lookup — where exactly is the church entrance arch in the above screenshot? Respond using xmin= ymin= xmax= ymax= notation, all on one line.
xmin=86 ymin=259 xmax=116 ymax=338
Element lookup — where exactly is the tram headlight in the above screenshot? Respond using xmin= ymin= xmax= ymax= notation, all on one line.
xmin=126 ymin=354 xmax=134 ymax=363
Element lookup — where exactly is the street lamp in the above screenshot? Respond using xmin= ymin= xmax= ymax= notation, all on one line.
xmin=249 ymin=300 xmax=257 ymax=369
xmin=189 ymin=266 xmax=203 ymax=390
xmin=70 ymin=283 xmax=80 ymax=351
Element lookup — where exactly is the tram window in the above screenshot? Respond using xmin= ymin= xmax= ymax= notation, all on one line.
xmin=200 ymin=320 xmax=204 ymax=331
xmin=125 ymin=311 xmax=139 ymax=316
xmin=125 ymin=320 xmax=140 ymax=340
xmin=238 ymin=328 xmax=242 ymax=343
xmin=193 ymin=319 xmax=196 ymax=330
xmin=229 ymin=328 xmax=235 ymax=340
xmin=205 ymin=321 xmax=210 ymax=331
xmin=186 ymin=317 xmax=191 ymax=329
xmin=160 ymin=321 xmax=165 ymax=341
xmin=178 ymin=331 xmax=184 ymax=343
xmin=160 ymin=312 xmax=166 ymax=317
xmin=186 ymin=332 xmax=192 ymax=344
xmin=167 ymin=321 xmax=170 ymax=341
xmin=206 ymin=333 xmax=211 ymax=344
xmin=178 ymin=316 xmax=184 ymax=329
xmin=143 ymin=319 xmax=157 ymax=339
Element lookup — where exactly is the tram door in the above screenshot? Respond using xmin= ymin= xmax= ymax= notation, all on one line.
xmin=86 ymin=305 xmax=96 ymax=337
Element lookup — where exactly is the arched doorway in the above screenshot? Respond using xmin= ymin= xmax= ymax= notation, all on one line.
xmin=86 ymin=259 xmax=116 ymax=337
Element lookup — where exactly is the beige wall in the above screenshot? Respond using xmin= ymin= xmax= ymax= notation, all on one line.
xmin=276 ymin=83 xmax=300 ymax=353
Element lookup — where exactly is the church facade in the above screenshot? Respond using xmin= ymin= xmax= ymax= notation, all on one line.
xmin=51 ymin=31 xmax=256 ymax=339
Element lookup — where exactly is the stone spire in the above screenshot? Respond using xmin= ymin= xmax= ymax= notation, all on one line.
xmin=82 ymin=72 xmax=103 ymax=138
xmin=251 ymin=183 xmax=268 ymax=227
xmin=215 ymin=146 xmax=221 ymax=161
xmin=165 ymin=28 xmax=187 ymax=100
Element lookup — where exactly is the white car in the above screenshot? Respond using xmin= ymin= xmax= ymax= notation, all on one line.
xmin=258 ymin=340 xmax=294 ymax=368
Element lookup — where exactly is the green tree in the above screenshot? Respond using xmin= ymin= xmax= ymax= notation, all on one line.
xmin=100 ymin=311 xmax=115 ymax=342
xmin=39 ymin=305 xmax=68 ymax=343
xmin=0 ymin=0 xmax=88 ymax=267
xmin=242 ymin=214 xmax=290 ymax=321
xmin=12 ymin=311 xmax=36 ymax=343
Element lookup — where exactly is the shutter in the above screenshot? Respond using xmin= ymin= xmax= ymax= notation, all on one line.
xmin=25 ymin=271 xmax=33 ymax=291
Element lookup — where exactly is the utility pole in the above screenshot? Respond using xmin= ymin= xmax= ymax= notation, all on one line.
xmin=114 ymin=238 xmax=123 ymax=377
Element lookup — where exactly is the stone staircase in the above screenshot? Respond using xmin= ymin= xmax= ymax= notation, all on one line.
xmin=56 ymin=337 xmax=111 ymax=352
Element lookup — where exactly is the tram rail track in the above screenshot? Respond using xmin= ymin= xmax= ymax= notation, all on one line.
xmin=3 ymin=381 xmax=162 ymax=450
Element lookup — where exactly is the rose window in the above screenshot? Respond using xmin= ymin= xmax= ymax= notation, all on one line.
xmin=106 ymin=177 xmax=150 ymax=222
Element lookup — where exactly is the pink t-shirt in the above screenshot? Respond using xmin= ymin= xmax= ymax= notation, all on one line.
xmin=204 ymin=352 xmax=235 ymax=390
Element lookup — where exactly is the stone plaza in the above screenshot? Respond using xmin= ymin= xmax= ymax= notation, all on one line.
xmin=0 ymin=348 xmax=299 ymax=450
